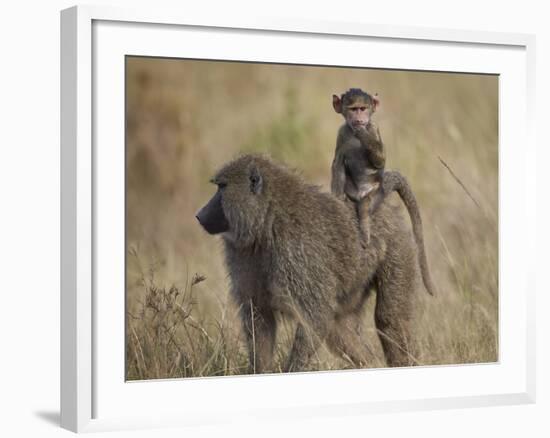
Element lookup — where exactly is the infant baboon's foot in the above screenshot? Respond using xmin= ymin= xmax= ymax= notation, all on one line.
xmin=360 ymin=226 xmax=371 ymax=249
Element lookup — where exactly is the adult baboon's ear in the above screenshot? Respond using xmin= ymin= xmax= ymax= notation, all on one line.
xmin=332 ymin=94 xmax=342 ymax=114
xmin=248 ymin=165 xmax=263 ymax=194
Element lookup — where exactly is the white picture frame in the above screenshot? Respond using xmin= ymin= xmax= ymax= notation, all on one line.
xmin=60 ymin=5 xmax=536 ymax=433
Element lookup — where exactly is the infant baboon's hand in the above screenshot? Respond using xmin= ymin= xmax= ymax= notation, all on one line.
xmin=352 ymin=124 xmax=368 ymax=135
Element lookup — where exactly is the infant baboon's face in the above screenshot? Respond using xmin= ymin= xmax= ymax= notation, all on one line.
xmin=333 ymin=89 xmax=379 ymax=129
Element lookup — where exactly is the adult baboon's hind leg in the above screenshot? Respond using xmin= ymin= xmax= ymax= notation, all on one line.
xmin=374 ymin=255 xmax=419 ymax=367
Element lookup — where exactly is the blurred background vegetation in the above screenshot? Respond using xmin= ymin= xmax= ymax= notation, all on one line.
xmin=125 ymin=57 xmax=498 ymax=380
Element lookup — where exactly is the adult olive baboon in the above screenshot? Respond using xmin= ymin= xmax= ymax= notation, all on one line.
xmin=196 ymin=154 xmax=421 ymax=373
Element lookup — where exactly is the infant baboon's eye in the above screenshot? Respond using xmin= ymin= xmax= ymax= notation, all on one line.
xmin=360 ymin=106 xmax=367 ymax=111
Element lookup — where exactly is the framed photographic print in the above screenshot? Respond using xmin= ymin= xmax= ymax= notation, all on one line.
xmin=61 ymin=5 xmax=536 ymax=433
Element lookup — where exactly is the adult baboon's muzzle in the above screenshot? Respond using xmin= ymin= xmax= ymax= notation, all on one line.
xmin=196 ymin=190 xmax=230 ymax=235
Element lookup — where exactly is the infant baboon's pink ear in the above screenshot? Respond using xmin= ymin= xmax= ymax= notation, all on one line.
xmin=332 ymin=94 xmax=343 ymax=114
xmin=372 ymin=93 xmax=380 ymax=112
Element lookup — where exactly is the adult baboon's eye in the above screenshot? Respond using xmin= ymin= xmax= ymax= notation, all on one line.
xmin=209 ymin=178 xmax=226 ymax=189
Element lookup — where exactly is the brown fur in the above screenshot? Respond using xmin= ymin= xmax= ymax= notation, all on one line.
xmin=197 ymin=154 xmax=421 ymax=373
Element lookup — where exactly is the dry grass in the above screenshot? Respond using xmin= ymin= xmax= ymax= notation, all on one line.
xmin=125 ymin=57 xmax=498 ymax=380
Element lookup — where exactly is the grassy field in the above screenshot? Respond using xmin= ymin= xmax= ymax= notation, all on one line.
xmin=125 ymin=57 xmax=498 ymax=380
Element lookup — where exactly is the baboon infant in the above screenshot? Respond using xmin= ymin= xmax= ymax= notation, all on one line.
xmin=332 ymin=88 xmax=436 ymax=297
xmin=331 ymin=88 xmax=384 ymax=244
xmin=196 ymin=154 xmax=427 ymax=374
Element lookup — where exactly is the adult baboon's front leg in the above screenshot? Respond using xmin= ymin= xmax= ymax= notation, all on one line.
xmin=284 ymin=305 xmax=335 ymax=373
xmin=326 ymin=312 xmax=376 ymax=368
xmin=240 ymin=299 xmax=277 ymax=374
xmin=284 ymin=323 xmax=323 ymax=373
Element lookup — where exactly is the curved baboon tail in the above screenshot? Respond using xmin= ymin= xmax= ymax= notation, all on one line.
xmin=371 ymin=171 xmax=437 ymax=296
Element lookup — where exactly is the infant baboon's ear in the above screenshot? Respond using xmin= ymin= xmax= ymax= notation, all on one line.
xmin=332 ymin=94 xmax=343 ymax=114
xmin=372 ymin=93 xmax=380 ymax=112
xmin=248 ymin=164 xmax=263 ymax=194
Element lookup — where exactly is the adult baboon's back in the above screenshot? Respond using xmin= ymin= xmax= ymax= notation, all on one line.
xmin=196 ymin=154 xmax=419 ymax=372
